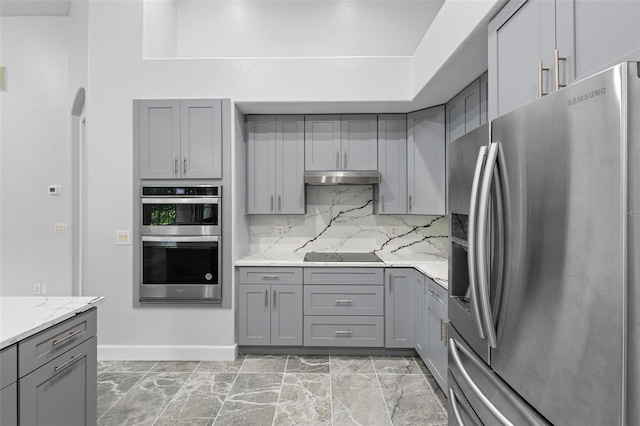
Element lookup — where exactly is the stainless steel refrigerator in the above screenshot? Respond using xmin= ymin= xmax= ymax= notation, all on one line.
xmin=448 ymin=62 xmax=640 ymax=425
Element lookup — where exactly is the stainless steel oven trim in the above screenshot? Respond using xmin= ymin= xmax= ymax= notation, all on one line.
xmin=142 ymin=235 xmax=220 ymax=243
xmin=141 ymin=198 xmax=220 ymax=205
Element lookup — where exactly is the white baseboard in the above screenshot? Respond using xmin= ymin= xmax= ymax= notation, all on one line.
xmin=98 ymin=344 xmax=239 ymax=361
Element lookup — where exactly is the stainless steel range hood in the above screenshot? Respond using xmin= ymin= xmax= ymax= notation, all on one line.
xmin=304 ymin=170 xmax=381 ymax=185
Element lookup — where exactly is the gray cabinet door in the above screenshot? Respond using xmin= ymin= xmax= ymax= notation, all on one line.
xmin=276 ymin=116 xmax=305 ymax=214
xmin=414 ymin=272 xmax=427 ymax=359
xmin=0 ymin=383 xmax=17 ymax=426
xmin=341 ymin=115 xmax=377 ymax=170
xmin=238 ymin=284 xmax=271 ymax=345
xmin=557 ymin=0 xmax=640 ymax=85
xmin=426 ymin=301 xmax=448 ymax=391
xmin=407 ymin=106 xmax=446 ymax=215
xmin=19 ymin=336 xmax=97 ymax=426
xmin=138 ymin=100 xmax=181 ymax=179
xmin=377 ymin=114 xmax=408 ymax=215
xmin=305 ymin=115 xmax=341 ymax=170
xmin=446 ymin=78 xmax=481 ymax=144
xmin=180 ymin=99 xmax=222 ymax=179
xmin=385 ymin=269 xmax=415 ymax=348
xmin=247 ymin=116 xmax=276 ymax=214
xmin=480 ymin=71 xmax=489 ymax=126
xmin=488 ymin=0 xmax=556 ymax=119
xmin=270 ymin=284 xmax=303 ymax=346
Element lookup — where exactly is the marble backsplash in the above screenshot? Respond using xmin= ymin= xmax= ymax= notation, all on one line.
xmin=248 ymin=185 xmax=448 ymax=256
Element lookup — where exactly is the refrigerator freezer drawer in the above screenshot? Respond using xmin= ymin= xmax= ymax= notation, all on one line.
xmin=448 ymin=371 xmax=482 ymax=426
xmin=448 ymin=326 xmax=550 ymax=426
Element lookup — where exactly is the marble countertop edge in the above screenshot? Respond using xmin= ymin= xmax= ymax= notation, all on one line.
xmin=0 ymin=296 xmax=105 ymax=350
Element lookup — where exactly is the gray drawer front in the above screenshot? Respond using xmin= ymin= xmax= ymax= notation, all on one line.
xmin=426 ymin=277 xmax=448 ymax=314
xmin=304 ymin=286 xmax=383 ymax=316
xmin=238 ymin=267 xmax=302 ymax=285
xmin=304 ymin=268 xmax=383 ymax=285
xmin=0 ymin=345 xmax=17 ymax=390
xmin=304 ymin=316 xmax=384 ymax=347
xmin=18 ymin=308 xmax=97 ymax=378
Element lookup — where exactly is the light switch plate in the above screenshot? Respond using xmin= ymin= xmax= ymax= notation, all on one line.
xmin=116 ymin=230 xmax=131 ymax=245
xmin=54 ymin=223 xmax=69 ymax=233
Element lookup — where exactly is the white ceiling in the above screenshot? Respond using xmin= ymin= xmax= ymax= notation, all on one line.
xmin=0 ymin=0 xmax=71 ymax=16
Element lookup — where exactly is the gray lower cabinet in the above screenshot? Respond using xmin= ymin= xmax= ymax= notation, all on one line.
xmin=246 ymin=115 xmax=305 ymax=214
xmin=136 ymin=99 xmax=222 ymax=179
xmin=414 ymin=272 xmax=427 ymax=359
xmin=424 ymin=278 xmax=448 ymax=391
xmin=385 ymin=269 xmax=415 ymax=348
xmin=0 ymin=344 xmax=17 ymax=426
xmin=304 ymin=316 xmax=384 ymax=347
xmin=407 ymin=106 xmax=446 ymax=215
xmin=377 ymin=115 xmax=408 ymax=215
xmin=238 ymin=268 xmax=303 ymax=346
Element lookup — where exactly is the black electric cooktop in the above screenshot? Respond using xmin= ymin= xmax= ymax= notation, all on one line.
xmin=303 ymin=252 xmax=383 ymax=263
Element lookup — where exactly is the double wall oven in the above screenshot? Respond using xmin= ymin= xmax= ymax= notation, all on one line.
xmin=139 ymin=185 xmax=222 ymax=303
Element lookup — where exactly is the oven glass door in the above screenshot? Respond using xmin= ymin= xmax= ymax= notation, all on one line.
xmin=142 ymin=236 xmax=220 ymax=285
xmin=141 ymin=198 xmax=220 ymax=235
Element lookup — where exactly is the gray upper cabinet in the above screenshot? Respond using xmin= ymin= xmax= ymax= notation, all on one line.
xmin=377 ymin=115 xmax=408 ymax=215
xmin=137 ymin=99 xmax=222 ymax=179
xmin=489 ymin=0 xmax=640 ymax=119
xmin=247 ymin=115 xmax=305 ymax=214
xmin=446 ymin=78 xmax=481 ymax=144
xmin=480 ymin=71 xmax=489 ymax=126
xmin=407 ymin=106 xmax=446 ymax=215
xmin=305 ymin=114 xmax=377 ymax=171
xmin=385 ymin=269 xmax=415 ymax=348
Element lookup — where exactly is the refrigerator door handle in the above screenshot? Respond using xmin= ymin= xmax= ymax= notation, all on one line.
xmin=468 ymin=145 xmax=488 ymax=340
xmin=449 ymin=388 xmax=467 ymax=426
xmin=476 ymin=142 xmax=500 ymax=349
xmin=450 ymin=338 xmax=515 ymax=426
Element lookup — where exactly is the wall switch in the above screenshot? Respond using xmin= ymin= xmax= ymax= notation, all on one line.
xmin=49 ymin=185 xmax=61 ymax=195
xmin=116 ymin=230 xmax=131 ymax=245
xmin=41 ymin=283 xmax=48 ymax=295
xmin=33 ymin=283 xmax=41 ymax=295
xmin=54 ymin=223 xmax=69 ymax=233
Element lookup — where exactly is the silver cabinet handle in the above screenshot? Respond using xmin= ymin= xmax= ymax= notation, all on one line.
xmin=554 ymin=49 xmax=567 ymax=91
xmin=409 ymin=195 xmax=413 ymax=211
xmin=264 ymin=289 xmax=268 ymax=307
xmin=334 ymin=299 xmax=353 ymax=304
xmin=344 ymin=151 xmax=348 ymax=169
xmin=538 ymin=60 xmax=549 ymax=97
xmin=270 ymin=195 xmax=274 ymax=212
xmin=53 ymin=329 xmax=83 ymax=346
xmin=334 ymin=330 xmax=352 ymax=335
xmin=336 ymin=151 xmax=340 ymax=169
xmin=468 ymin=146 xmax=487 ymax=340
xmin=54 ymin=353 xmax=84 ymax=372
xmin=449 ymin=338 xmax=514 ymax=426
xmin=380 ymin=195 xmax=384 ymax=213
xmin=183 ymin=158 xmax=187 ymax=174
xmin=449 ymin=388 xmax=466 ymax=426
xmin=277 ymin=195 xmax=281 ymax=213
xmin=273 ymin=289 xmax=277 ymax=310
xmin=388 ymin=274 xmax=393 ymax=293
xmin=261 ymin=274 xmax=279 ymax=280
xmin=174 ymin=158 xmax=178 ymax=176
xmin=440 ymin=318 xmax=446 ymax=342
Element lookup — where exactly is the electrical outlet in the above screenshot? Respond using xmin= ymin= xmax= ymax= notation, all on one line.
xmin=33 ymin=283 xmax=41 ymax=295
xmin=41 ymin=283 xmax=48 ymax=295
xmin=54 ymin=223 xmax=69 ymax=233
xmin=277 ymin=226 xmax=284 ymax=236
xmin=116 ymin=230 xmax=131 ymax=245
xmin=391 ymin=227 xmax=397 ymax=236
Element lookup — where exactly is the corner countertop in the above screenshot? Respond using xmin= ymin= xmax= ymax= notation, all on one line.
xmin=0 ymin=296 xmax=105 ymax=350
xmin=235 ymin=252 xmax=448 ymax=289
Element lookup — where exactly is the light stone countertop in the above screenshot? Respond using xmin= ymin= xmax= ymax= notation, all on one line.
xmin=0 ymin=296 xmax=105 ymax=350
xmin=235 ymin=251 xmax=448 ymax=289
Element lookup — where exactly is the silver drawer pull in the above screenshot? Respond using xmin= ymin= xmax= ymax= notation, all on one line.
xmin=53 ymin=329 xmax=83 ymax=346
xmin=334 ymin=330 xmax=353 ymax=335
xmin=334 ymin=299 xmax=353 ymax=304
xmin=54 ymin=353 xmax=84 ymax=372
xmin=261 ymin=274 xmax=279 ymax=280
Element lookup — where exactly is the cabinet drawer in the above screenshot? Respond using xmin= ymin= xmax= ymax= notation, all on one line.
xmin=18 ymin=309 xmax=97 ymax=378
xmin=304 ymin=268 xmax=383 ymax=285
xmin=0 ymin=345 xmax=17 ymax=390
xmin=238 ymin=267 xmax=302 ymax=285
xmin=304 ymin=285 xmax=383 ymax=316
xmin=304 ymin=316 xmax=384 ymax=347
xmin=426 ymin=278 xmax=448 ymax=314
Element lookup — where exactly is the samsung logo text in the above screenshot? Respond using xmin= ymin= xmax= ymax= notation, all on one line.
xmin=568 ymin=88 xmax=606 ymax=106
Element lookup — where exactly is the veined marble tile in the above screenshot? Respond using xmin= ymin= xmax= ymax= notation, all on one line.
xmin=151 ymin=361 xmax=201 ymax=373
xmin=213 ymin=373 xmax=282 ymax=426
xmin=154 ymin=372 xmax=236 ymax=425
xmin=97 ymin=372 xmax=189 ymax=426
xmin=273 ymin=373 xmax=331 ymax=426
xmin=108 ymin=360 xmax=158 ymax=373
xmin=286 ymin=356 xmax=330 ymax=373
xmin=195 ymin=355 xmax=246 ymax=373
xmin=98 ymin=361 xmax=114 ymax=374
xmin=330 ymin=356 xmax=375 ymax=374
xmin=239 ymin=355 xmax=288 ymax=373
xmin=331 ymin=373 xmax=392 ymax=426
xmin=96 ymin=372 xmax=145 ymax=420
xmin=378 ymin=374 xmax=447 ymax=425
xmin=372 ymin=356 xmax=423 ymax=375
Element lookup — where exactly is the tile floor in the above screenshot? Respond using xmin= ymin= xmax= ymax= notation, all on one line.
xmin=97 ymin=355 xmax=447 ymax=426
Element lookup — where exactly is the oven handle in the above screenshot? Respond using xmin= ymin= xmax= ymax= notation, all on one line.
xmin=142 ymin=236 xmax=220 ymax=243
xmin=142 ymin=198 xmax=220 ymax=205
